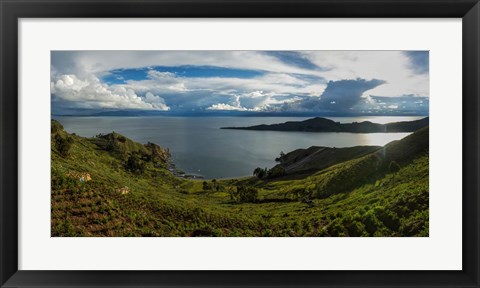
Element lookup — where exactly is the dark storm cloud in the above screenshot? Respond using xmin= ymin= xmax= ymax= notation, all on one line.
xmin=317 ymin=78 xmax=386 ymax=111
xmin=271 ymin=78 xmax=386 ymax=113
xmin=264 ymin=51 xmax=322 ymax=70
xmin=404 ymin=51 xmax=429 ymax=74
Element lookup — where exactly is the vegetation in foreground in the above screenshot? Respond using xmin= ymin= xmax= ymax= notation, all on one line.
xmin=51 ymin=119 xmax=429 ymax=237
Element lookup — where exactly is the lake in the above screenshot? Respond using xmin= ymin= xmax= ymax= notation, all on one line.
xmin=55 ymin=116 xmax=423 ymax=179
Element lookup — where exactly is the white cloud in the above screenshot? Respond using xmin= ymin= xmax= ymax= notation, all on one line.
xmin=144 ymin=92 xmax=170 ymax=111
xmin=51 ymin=51 xmax=429 ymax=114
xmin=207 ymin=95 xmax=269 ymax=112
xmin=303 ymin=51 xmax=429 ymax=97
xmin=52 ymin=51 xmax=320 ymax=77
xmin=52 ymin=51 xmax=428 ymax=100
xmin=206 ymin=103 xmax=247 ymax=111
xmin=51 ymin=74 xmax=170 ymax=111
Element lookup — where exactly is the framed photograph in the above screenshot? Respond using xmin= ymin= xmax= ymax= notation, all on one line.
xmin=1 ymin=0 xmax=479 ymax=287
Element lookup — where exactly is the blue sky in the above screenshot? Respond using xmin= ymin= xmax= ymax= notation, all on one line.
xmin=102 ymin=66 xmax=266 ymax=85
xmin=51 ymin=51 xmax=429 ymax=116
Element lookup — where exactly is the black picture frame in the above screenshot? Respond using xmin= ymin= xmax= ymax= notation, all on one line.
xmin=1 ymin=0 xmax=479 ymax=287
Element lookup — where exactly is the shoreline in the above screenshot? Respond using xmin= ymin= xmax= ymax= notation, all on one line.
xmin=166 ymin=159 xmax=205 ymax=180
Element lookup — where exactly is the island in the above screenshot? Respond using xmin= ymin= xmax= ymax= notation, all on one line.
xmin=221 ymin=116 xmax=429 ymax=133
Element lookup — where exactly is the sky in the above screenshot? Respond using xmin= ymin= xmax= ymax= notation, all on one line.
xmin=51 ymin=51 xmax=429 ymax=116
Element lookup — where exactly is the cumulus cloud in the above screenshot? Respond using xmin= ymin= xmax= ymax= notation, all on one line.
xmin=303 ymin=51 xmax=429 ymax=97
xmin=207 ymin=103 xmax=247 ymax=111
xmin=352 ymin=95 xmax=429 ymax=115
xmin=317 ymin=78 xmax=386 ymax=111
xmin=207 ymin=94 xmax=269 ymax=112
xmin=51 ymin=74 xmax=170 ymax=111
xmin=144 ymin=92 xmax=170 ymax=110
xmin=272 ymin=78 xmax=385 ymax=113
xmin=51 ymin=51 xmax=429 ymax=115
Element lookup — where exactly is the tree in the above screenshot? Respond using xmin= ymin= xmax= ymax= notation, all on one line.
xmin=126 ymin=153 xmax=146 ymax=174
xmin=202 ymin=181 xmax=209 ymax=190
xmin=389 ymin=161 xmax=401 ymax=184
xmin=275 ymin=151 xmax=286 ymax=163
xmin=253 ymin=167 xmax=267 ymax=179
xmin=253 ymin=167 xmax=262 ymax=176
xmin=267 ymin=165 xmax=286 ymax=179
xmin=231 ymin=186 xmax=258 ymax=203
xmin=55 ymin=134 xmax=74 ymax=157
xmin=210 ymin=179 xmax=218 ymax=190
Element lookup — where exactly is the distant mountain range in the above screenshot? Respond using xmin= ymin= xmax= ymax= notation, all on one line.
xmin=222 ymin=117 xmax=429 ymax=133
xmin=53 ymin=109 xmax=429 ymax=118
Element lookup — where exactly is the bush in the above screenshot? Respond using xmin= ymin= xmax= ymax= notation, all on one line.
xmin=362 ymin=210 xmax=383 ymax=235
xmin=267 ymin=165 xmax=286 ymax=179
xmin=230 ymin=186 xmax=258 ymax=203
xmin=275 ymin=151 xmax=286 ymax=163
xmin=253 ymin=167 xmax=267 ymax=179
xmin=202 ymin=181 xmax=211 ymax=191
xmin=374 ymin=206 xmax=400 ymax=231
xmin=346 ymin=220 xmax=366 ymax=237
xmin=55 ymin=134 xmax=74 ymax=157
xmin=51 ymin=120 xmax=64 ymax=134
xmin=125 ymin=153 xmax=146 ymax=174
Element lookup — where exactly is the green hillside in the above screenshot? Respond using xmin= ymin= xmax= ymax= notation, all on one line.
xmin=273 ymin=145 xmax=381 ymax=176
xmin=51 ymin=119 xmax=429 ymax=237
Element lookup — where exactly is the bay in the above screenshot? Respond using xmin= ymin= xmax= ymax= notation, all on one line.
xmin=55 ymin=116 xmax=423 ymax=179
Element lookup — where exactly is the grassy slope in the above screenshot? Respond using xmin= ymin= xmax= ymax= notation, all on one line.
xmin=274 ymin=145 xmax=381 ymax=175
xmin=51 ymin=120 xmax=429 ymax=237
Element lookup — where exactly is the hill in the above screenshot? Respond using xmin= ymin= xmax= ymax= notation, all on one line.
xmin=274 ymin=145 xmax=381 ymax=175
xmin=272 ymin=126 xmax=428 ymax=178
xmin=222 ymin=116 xmax=429 ymax=133
xmin=51 ymin=119 xmax=429 ymax=237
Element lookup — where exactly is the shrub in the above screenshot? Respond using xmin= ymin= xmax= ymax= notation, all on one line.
xmin=202 ymin=181 xmax=211 ymax=191
xmin=362 ymin=210 xmax=383 ymax=235
xmin=374 ymin=206 xmax=400 ymax=231
xmin=230 ymin=186 xmax=258 ymax=203
xmin=327 ymin=218 xmax=347 ymax=236
xmin=51 ymin=120 xmax=64 ymax=134
xmin=106 ymin=138 xmax=121 ymax=153
xmin=55 ymin=134 xmax=74 ymax=157
xmin=125 ymin=153 xmax=146 ymax=174
xmin=253 ymin=167 xmax=267 ymax=179
xmin=389 ymin=161 xmax=401 ymax=184
xmin=267 ymin=165 xmax=286 ymax=179
xmin=346 ymin=221 xmax=366 ymax=237
xmin=275 ymin=151 xmax=286 ymax=163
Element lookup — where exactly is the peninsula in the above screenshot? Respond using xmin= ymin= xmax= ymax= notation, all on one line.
xmin=221 ymin=117 xmax=429 ymax=133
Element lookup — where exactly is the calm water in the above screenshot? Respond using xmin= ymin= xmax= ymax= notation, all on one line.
xmin=55 ymin=116 xmax=423 ymax=179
